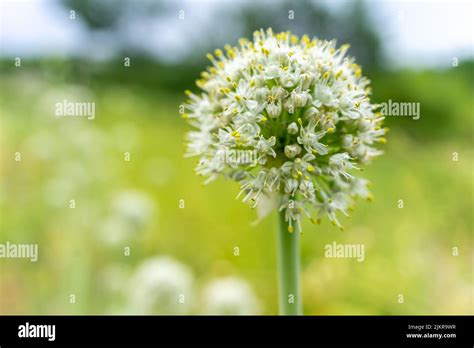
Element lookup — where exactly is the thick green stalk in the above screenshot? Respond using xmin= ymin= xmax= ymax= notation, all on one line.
xmin=277 ymin=209 xmax=302 ymax=315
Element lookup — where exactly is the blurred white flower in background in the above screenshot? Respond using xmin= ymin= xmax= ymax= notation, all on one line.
xmin=100 ymin=190 xmax=155 ymax=245
xmin=202 ymin=277 xmax=261 ymax=315
xmin=113 ymin=190 xmax=154 ymax=227
xmin=127 ymin=256 xmax=193 ymax=314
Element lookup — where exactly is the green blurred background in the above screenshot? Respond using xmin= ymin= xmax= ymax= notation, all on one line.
xmin=0 ymin=0 xmax=472 ymax=315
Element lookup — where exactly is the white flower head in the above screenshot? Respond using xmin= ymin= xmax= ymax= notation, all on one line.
xmin=127 ymin=256 xmax=193 ymax=314
xmin=202 ymin=277 xmax=261 ymax=315
xmin=99 ymin=190 xmax=155 ymax=245
xmin=112 ymin=190 xmax=154 ymax=228
xmin=183 ymin=29 xmax=386 ymax=231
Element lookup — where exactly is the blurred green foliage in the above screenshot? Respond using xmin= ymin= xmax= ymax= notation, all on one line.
xmin=371 ymin=61 xmax=474 ymax=141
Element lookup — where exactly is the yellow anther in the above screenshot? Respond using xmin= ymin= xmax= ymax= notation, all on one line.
xmin=327 ymin=127 xmax=335 ymax=133
xmin=239 ymin=38 xmax=248 ymax=46
xmin=214 ymin=49 xmax=223 ymax=58
xmin=323 ymin=71 xmax=330 ymax=79
xmin=297 ymin=170 xmax=303 ymax=177
xmin=288 ymin=225 xmax=294 ymax=233
xmin=297 ymin=118 xmax=303 ymax=125
xmin=206 ymin=53 xmax=213 ymax=61
xmin=196 ymin=79 xmax=205 ymax=87
xmin=378 ymin=137 xmax=387 ymax=144
xmin=184 ymin=90 xmax=192 ymax=96
xmin=181 ymin=113 xmax=189 ymax=119
xmin=307 ymin=164 xmax=314 ymax=172
xmin=249 ymin=80 xmax=255 ymax=87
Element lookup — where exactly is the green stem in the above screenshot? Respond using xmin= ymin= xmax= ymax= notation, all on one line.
xmin=277 ymin=209 xmax=302 ymax=315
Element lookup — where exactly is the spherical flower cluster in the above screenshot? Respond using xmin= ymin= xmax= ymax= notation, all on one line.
xmin=127 ymin=257 xmax=193 ymax=314
xmin=183 ymin=28 xmax=386 ymax=232
xmin=202 ymin=277 xmax=261 ymax=315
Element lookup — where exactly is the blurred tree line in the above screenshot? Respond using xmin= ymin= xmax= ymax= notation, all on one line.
xmin=0 ymin=0 xmax=471 ymax=142
xmin=60 ymin=0 xmax=382 ymax=86
xmin=57 ymin=0 xmax=473 ymax=141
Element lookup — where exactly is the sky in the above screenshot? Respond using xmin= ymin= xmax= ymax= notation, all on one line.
xmin=0 ymin=0 xmax=472 ymax=67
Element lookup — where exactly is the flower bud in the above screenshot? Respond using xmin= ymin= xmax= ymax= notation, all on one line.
xmin=284 ymin=144 xmax=302 ymax=158
xmin=287 ymin=122 xmax=299 ymax=135
xmin=266 ymin=101 xmax=282 ymax=118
